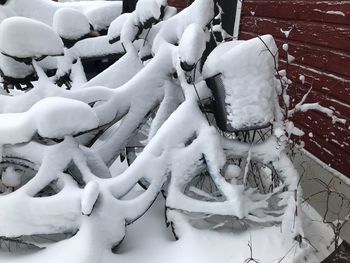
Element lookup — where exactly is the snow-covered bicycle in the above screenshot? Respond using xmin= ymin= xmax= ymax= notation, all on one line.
xmin=0 ymin=0 xmax=340 ymax=261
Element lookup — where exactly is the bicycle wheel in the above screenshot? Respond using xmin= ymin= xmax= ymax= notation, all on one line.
xmin=125 ymin=109 xmax=156 ymax=190
xmin=167 ymin=135 xmax=298 ymax=236
xmin=0 ymin=154 xmax=76 ymax=252
xmin=0 ymin=156 xmax=37 ymax=195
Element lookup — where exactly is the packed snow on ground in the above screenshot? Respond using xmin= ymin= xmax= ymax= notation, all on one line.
xmin=0 ymin=187 xmax=336 ymax=263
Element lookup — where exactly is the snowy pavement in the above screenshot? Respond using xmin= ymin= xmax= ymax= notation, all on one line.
xmin=0 ymin=188 xmax=336 ymax=263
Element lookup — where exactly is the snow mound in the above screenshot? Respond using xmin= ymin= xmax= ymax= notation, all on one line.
xmin=0 ymin=5 xmax=15 ymax=24
xmin=1 ymin=166 xmax=21 ymax=188
xmin=32 ymin=97 xmax=99 ymax=138
xmin=81 ymin=181 xmax=100 ymax=216
xmin=152 ymin=0 xmax=214 ymax=53
xmin=108 ymin=13 xmax=130 ymax=43
xmin=178 ymin=23 xmax=207 ymax=66
xmin=135 ymin=0 xmax=164 ymax=25
xmin=5 ymin=0 xmax=122 ymax=31
xmin=202 ymin=40 xmax=244 ymax=76
xmin=53 ymin=8 xmax=90 ymax=40
xmin=0 ymin=17 xmax=64 ymax=58
xmin=0 ymin=97 xmax=99 ymax=144
xmin=203 ymin=35 xmax=277 ymax=130
xmin=70 ymin=35 xmax=124 ymax=59
xmin=0 ymin=53 xmax=33 ymax=78
xmin=84 ymin=3 xmax=122 ymax=31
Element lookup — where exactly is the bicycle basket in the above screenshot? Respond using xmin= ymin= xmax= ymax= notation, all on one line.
xmin=206 ymin=72 xmax=272 ymax=133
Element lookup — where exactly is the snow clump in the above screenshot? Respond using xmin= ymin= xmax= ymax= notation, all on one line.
xmin=53 ymin=8 xmax=91 ymax=40
xmin=0 ymin=17 xmax=64 ymax=58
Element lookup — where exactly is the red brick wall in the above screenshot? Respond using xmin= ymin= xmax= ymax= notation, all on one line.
xmin=239 ymin=0 xmax=350 ymax=177
xmin=168 ymin=0 xmax=189 ymax=11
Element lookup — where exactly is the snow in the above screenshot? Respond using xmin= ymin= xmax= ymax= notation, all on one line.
xmin=108 ymin=13 xmax=130 ymax=43
xmin=326 ymin=10 xmax=345 ymax=16
xmin=5 ymin=0 xmax=122 ymax=31
xmin=0 ymin=192 xmax=334 ymax=263
xmin=0 ymin=5 xmax=15 ymax=24
xmin=0 ymin=53 xmax=33 ymax=78
xmin=53 ymin=8 xmax=90 ymax=40
xmin=1 ymin=166 xmax=21 ymax=188
xmin=135 ymin=0 xmax=167 ymax=26
xmin=178 ymin=23 xmax=207 ymax=66
xmin=83 ymin=3 xmax=122 ymax=31
xmin=202 ymin=40 xmax=244 ymax=74
xmin=0 ymin=17 xmax=64 ymax=58
xmin=288 ymin=53 xmax=296 ymax=63
xmin=33 ymin=97 xmax=99 ymax=138
xmin=203 ymin=35 xmax=277 ymax=130
xmin=118 ymin=1 xmax=176 ymax=54
xmin=152 ymin=0 xmax=214 ymax=54
xmin=81 ymin=181 xmax=100 ymax=215
xmin=280 ymin=27 xmax=293 ymax=38
xmin=70 ymin=35 xmax=124 ymax=59
xmin=82 ymin=49 xmax=143 ymax=89
xmin=224 ymin=164 xmax=241 ymax=183
xmin=0 ymin=97 xmax=99 ymax=143
xmin=0 ymin=1 xmax=343 ymax=263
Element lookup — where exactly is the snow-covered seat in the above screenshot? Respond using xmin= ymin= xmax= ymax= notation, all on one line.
xmin=53 ymin=8 xmax=92 ymax=48
xmin=0 ymin=17 xmax=63 ymax=62
xmin=0 ymin=97 xmax=99 ymax=144
xmin=203 ymin=35 xmax=277 ymax=132
xmin=4 ymin=0 xmax=122 ymax=34
xmin=0 ymin=17 xmax=63 ymax=90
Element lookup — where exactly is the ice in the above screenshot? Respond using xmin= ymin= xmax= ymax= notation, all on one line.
xmin=53 ymin=8 xmax=90 ymax=40
xmin=0 ymin=17 xmax=64 ymax=58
